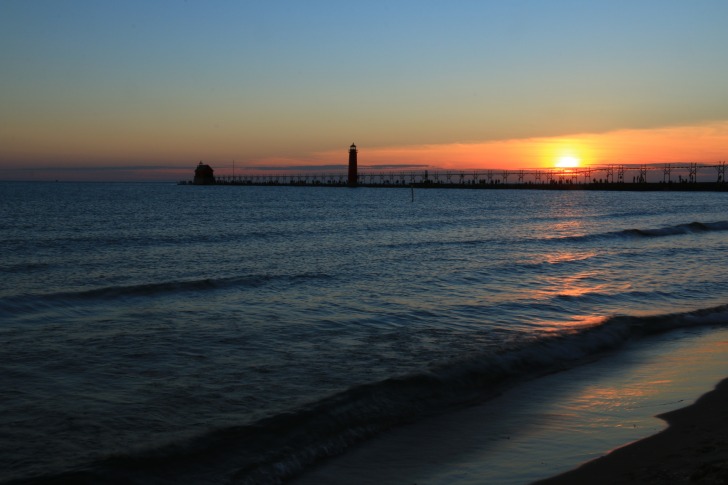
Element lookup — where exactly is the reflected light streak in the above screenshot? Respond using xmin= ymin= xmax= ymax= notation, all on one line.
xmin=545 ymin=220 xmax=587 ymax=240
xmin=568 ymin=378 xmax=675 ymax=415
xmin=543 ymin=251 xmax=596 ymax=265
xmin=564 ymin=336 xmax=728 ymax=415
xmin=536 ymin=314 xmax=607 ymax=334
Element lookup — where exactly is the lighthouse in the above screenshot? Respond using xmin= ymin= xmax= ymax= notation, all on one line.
xmin=348 ymin=143 xmax=358 ymax=187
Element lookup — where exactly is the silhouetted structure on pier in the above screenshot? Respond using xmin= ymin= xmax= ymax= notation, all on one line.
xmin=348 ymin=143 xmax=358 ymax=187
xmin=193 ymin=162 xmax=215 ymax=185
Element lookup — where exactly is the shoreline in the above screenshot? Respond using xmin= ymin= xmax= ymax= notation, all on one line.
xmin=536 ymin=377 xmax=728 ymax=484
xmin=292 ymin=326 xmax=728 ymax=485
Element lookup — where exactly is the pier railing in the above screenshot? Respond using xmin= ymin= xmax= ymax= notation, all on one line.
xmin=207 ymin=162 xmax=727 ymax=187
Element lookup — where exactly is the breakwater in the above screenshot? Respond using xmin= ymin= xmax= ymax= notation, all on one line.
xmin=186 ymin=163 xmax=728 ymax=191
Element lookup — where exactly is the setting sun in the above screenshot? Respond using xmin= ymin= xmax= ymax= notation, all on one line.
xmin=556 ymin=156 xmax=580 ymax=168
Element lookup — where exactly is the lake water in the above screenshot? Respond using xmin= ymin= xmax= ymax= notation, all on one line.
xmin=2 ymin=182 xmax=728 ymax=483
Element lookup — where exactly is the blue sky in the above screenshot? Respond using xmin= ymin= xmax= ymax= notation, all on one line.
xmin=2 ymin=1 xmax=728 ymax=180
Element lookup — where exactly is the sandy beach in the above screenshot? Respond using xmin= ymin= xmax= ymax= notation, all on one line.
xmin=536 ymin=377 xmax=728 ymax=484
xmin=292 ymin=326 xmax=728 ymax=485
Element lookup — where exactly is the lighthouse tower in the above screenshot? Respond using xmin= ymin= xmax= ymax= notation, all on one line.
xmin=348 ymin=143 xmax=358 ymax=187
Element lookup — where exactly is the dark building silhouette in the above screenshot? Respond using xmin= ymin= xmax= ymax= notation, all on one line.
xmin=193 ymin=162 xmax=215 ymax=185
xmin=348 ymin=143 xmax=358 ymax=187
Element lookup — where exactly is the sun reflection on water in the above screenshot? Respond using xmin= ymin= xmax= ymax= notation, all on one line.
xmin=536 ymin=314 xmax=607 ymax=334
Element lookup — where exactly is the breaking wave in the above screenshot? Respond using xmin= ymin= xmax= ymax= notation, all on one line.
xmin=0 ymin=273 xmax=332 ymax=318
xmin=15 ymin=304 xmax=728 ymax=485
xmin=562 ymin=221 xmax=728 ymax=242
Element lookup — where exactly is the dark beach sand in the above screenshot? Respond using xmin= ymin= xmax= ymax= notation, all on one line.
xmin=536 ymin=377 xmax=728 ymax=485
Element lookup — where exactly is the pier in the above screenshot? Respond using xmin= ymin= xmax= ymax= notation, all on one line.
xmin=206 ymin=162 xmax=728 ymax=191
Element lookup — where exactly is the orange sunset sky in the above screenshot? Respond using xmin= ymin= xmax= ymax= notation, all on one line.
xmin=1 ymin=1 xmax=728 ymax=181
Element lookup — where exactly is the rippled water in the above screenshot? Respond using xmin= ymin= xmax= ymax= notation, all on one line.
xmin=2 ymin=182 xmax=728 ymax=483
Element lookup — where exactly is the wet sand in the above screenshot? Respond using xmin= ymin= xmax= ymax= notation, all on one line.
xmin=292 ymin=326 xmax=728 ymax=485
xmin=536 ymin=377 xmax=728 ymax=484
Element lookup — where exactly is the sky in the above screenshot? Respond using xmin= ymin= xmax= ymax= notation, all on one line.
xmin=2 ymin=0 xmax=728 ymax=181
